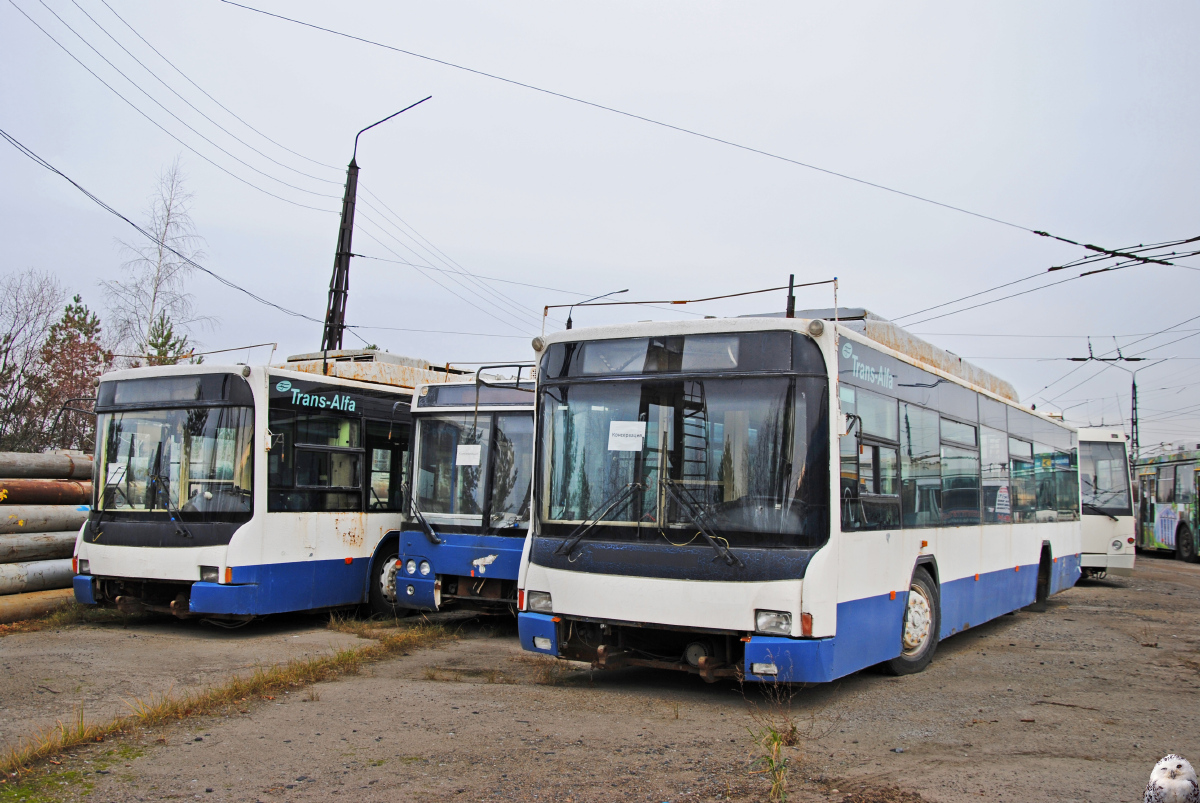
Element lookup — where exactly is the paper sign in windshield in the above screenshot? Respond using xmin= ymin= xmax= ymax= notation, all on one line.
xmin=456 ymin=444 xmax=482 ymax=466
xmin=608 ymin=421 xmax=647 ymax=451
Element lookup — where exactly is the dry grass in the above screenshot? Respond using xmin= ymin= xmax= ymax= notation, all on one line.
xmin=0 ymin=603 xmax=135 ymax=638
xmin=0 ymin=621 xmax=446 ymax=780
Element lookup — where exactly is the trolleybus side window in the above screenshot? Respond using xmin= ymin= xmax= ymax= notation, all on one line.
xmin=1157 ymin=466 xmax=1175 ymax=505
xmin=1178 ymin=464 xmax=1196 ymax=508
xmin=490 ymin=413 xmax=535 ymax=528
xmin=839 ymin=385 xmax=900 ymax=530
xmin=365 ymin=420 xmax=409 ymax=511
xmin=1009 ymin=438 xmax=1036 ymax=523
xmin=980 ymin=426 xmax=1010 ymax=523
xmin=900 ymin=403 xmax=941 ymax=528
xmin=942 ymin=417 xmax=980 ymax=526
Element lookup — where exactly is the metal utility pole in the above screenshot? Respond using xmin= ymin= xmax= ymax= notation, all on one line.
xmin=320 ymin=97 xmax=431 ymax=352
xmin=1064 ymin=338 xmax=1164 ymax=462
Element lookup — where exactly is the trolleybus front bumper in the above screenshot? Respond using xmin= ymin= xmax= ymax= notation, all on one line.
xmin=393 ymin=530 xmax=525 ymax=611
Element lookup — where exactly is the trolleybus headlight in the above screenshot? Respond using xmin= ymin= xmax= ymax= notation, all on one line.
xmin=405 ymin=559 xmax=417 ymax=575
xmin=77 ymin=559 xmax=89 ymax=575
xmin=1112 ymin=539 xmax=1123 ymax=551
xmin=755 ymin=610 xmax=792 ymax=635
xmin=527 ymin=591 xmax=553 ymax=613
xmin=200 ymin=566 xmax=219 ymax=583
xmin=419 ymin=560 xmax=431 ymax=576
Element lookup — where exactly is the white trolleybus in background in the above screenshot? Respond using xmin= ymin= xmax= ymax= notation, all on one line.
xmin=72 ymin=350 xmax=466 ymax=620
xmin=384 ymin=374 xmax=535 ymax=614
xmin=517 ymin=309 xmax=1082 ymax=683
xmin=1077 ymin=427 xmax=1135 ymax=577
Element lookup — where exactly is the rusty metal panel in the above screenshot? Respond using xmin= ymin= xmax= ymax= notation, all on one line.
xmin=859 ymin=319 xmax=1020 ymax=402
xmin=282 ymin=359 xmax=462 ymax=390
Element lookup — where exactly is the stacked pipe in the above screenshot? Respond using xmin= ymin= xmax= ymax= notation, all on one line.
xmin=0 ymin=451 xmax=92 ymax=622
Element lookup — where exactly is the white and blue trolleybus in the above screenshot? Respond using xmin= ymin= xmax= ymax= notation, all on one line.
xmin=387 ymin=374 xmax=535 ymax=613
xmin=1077 ymin=426 xmax=1135 ymax=577
xmin=72 ymin=350 xmax=464 ymax=620
xmin=516 ymin=311 xmax=1082 ymax=682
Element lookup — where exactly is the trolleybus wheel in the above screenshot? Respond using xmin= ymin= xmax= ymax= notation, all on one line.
xmin=1178 ymin=524 xmax=1198 ymax=564
xmin=368 ymin=552 xmax=413 ymax=619
xmin=883 ymin=569 xmax=940 ymax=676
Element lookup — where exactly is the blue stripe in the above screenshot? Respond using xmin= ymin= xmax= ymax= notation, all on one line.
xmin=940 ymin=563 xmax=1036 ymax=638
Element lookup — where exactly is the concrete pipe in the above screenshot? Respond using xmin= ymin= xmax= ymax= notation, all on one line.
xmin=0 ymin=559 xmax=74 ymax=595
xmin=0 ymin=587 xmax=75 ymax=624
xmin=0 ymin=451 xmax=94 ymax=480
xmin=0 ymin=479 xmax=92 ymax=506
xmin=1 ymin=505 xmax=89 ymax=535
xmin=0 ymin=531 xmax=78 ymax=564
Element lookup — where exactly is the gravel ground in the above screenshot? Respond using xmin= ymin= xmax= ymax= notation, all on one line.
xmin=4 ymin=554 xmax=1200 ymax=803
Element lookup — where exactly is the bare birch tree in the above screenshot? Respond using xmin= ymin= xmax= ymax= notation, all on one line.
xmin=102 ymin=156 xmax=210 ymax=362
xmin=0 ymin=268 xmax=67 ymax=449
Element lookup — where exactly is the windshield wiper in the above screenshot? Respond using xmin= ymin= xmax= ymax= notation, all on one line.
xmin=659 ymin=479 xmax=745 ymax=568
xmin=555 ymin=482 xmax=642 ymax=558
xmin=1082 ymin=502 xmax=1119 ymax=521
xmin=149 ymin=472 xmax=194 ymax=539
xmin=400 ymin=480 xmax=442 ymax=545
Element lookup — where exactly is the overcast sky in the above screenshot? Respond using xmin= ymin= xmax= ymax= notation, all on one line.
xmin=3 ymin=1 xmax=1198 ymax=447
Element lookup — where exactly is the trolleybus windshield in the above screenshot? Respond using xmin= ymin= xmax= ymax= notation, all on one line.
xmin=1080 ymin=440 xmax=1132 ymax=517
xmin=540 ymin=375 xmax=829 ymax=548
xmin=95 ymin=406 xmax=254 ymax=516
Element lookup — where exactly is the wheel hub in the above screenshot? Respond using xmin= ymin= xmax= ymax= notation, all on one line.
xmin=901 ymin=586 xmax=932 ymax=654
xmin=379 ymin=558 xmax=400 ymax=604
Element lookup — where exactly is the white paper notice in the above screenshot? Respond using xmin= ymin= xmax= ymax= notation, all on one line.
xmin=607 ymin=421 xmax=647 ymax=451
xmin=455 ymin=444 xmax=482 ymax=466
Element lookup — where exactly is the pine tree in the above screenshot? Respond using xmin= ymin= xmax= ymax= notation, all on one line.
xmin=36 ymin=295 xmax=112 ymax=451
xmin=144 ymin=312 xmax=198 ymax=366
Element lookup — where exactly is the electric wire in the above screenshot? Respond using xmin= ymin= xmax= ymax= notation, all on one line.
xmin=354 ymin=198 xmax=555 ymax=329
xmin=67 ymin=0 xmax=341 ymax=185
xmin=0 ymin=126 xmax=533 ymax=342
xmin=354 ymin=224 xmax=537 ymax=335
xmin=354 ymin=213 xmax=544 ymax=332
xmin=5 ymin=0 xmax=335 ymax=213
xmin=214 ymin=0 xmax=1043 ymax=235
xmin=357 ymin=185 xmax=567 ymax=326
xmin=29 ymin=0 xmax=340 ymax=199
xmin=93 ymin=0 xmax=338 ymax=170
xmin=95 ymin=0 xmax=341 ymax=171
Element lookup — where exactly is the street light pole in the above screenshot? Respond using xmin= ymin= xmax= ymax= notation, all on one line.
xmin=320 ymin=96 xmax=431 ymax=353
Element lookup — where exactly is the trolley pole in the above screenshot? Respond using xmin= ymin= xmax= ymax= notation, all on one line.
xmin=320 ymin=97 xmax=431 ymax=353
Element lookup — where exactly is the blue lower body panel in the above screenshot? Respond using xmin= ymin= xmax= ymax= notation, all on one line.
xmin=191 ymin=558 xmax=369 ymax=616
xmin=73 ymin=575 xmax=97 ymax=605
xmin=394 ymin=529 xmax=526 ymax=611
xmin=1050 ymin=553 xmax=1082 ymax=595
xmin=518 ymin=612 xmax=559 ymax=655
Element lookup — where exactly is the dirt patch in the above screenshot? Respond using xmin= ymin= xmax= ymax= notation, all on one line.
xmin=5 ymin=555 xmax=1200 ymax=802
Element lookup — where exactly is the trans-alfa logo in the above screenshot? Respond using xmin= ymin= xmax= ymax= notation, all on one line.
xmin=843 ymin=342 xmax=894 ymax=389
xmin=275 ymin=380 xmax=292 ymax=392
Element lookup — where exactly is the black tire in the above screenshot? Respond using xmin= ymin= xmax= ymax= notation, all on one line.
xmin=883 ymin=569 xmax=940 ymax=676
xmin=368 ymin=552 xmax=412 ymax=619
xmin=1177 ymin=524 xmax=1198 ymax=564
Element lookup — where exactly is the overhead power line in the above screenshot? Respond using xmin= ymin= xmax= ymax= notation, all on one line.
xmin=0 ymin=126 xmax=530 ymax=341
xmin=28 ymin=0 xmax=339 ymax=199
xmin=95 ymin=0 xmax=341 ymax=172
xmin=212 ymin=0 xmax=1046 ymax=234
xmin=67 ymin=0 xmax=340 ymax=185
xmin=6 ymin=0 xmax=334 ymax=212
